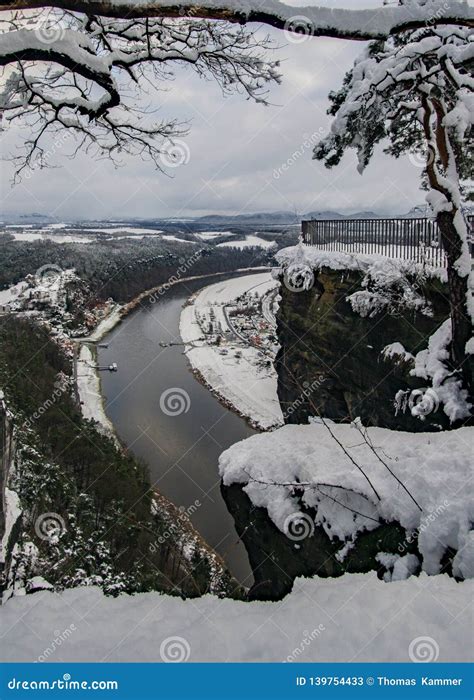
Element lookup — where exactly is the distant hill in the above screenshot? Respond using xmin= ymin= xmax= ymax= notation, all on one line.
xmin=195 ymin=208 xmax=428 ymax=224
xmin=3 ymin=206 xmax=443 ymax=227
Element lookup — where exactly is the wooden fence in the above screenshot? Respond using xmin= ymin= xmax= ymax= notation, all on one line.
xmin=301 ymin=216 xmax=474 ymax=268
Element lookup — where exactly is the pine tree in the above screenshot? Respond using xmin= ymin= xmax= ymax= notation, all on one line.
xmin=314 ymin=23 xmax=473 ymax=394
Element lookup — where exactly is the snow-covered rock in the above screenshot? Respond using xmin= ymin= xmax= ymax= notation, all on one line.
xmin=219 ymin=422 xmax=474 ymax=578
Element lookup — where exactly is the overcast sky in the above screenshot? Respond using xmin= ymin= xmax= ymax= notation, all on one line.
xmin=0 ymin=1 xmax=426 ymax=221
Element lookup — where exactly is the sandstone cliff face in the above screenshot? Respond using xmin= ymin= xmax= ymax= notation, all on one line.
xmin=275 ymin=268 xmax=452 ymax=431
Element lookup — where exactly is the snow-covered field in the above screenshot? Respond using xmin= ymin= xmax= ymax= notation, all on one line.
xmin=0 ymin=572 xmax=471 ymax=662
xmin=217 ymin=235 xmax=276 ymax=249
xmin=1 ymin=231 xmax=94 ymax=243
xmin=219 ymin=422 xmax=474 ymax=579
xmin=82 ymin=226 xmax=164 ymax=235
xmin=196 ymin=231 xmax=233 ymax=240
xmin=180 ymin=273 xmax=283 ymax=430
xmin=161 ymin=234 xmax=197 ymax=244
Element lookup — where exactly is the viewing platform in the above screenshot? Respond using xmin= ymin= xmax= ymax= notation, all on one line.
xmin=302 ymin=216 xmax=474 ymax=268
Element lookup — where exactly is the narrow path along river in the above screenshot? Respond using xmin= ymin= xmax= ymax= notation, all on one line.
xmin=98 ymin=271 xmax=261 ymax=585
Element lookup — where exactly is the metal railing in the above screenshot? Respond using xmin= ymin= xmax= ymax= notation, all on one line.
xmin=301 ymin=216 xmax=474 ymax=268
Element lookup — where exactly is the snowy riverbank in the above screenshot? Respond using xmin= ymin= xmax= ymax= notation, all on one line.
xmin=76 ymin=344 xmax=119 ymax=446
xmin=74 ymin=268 xmax=271 ymax=442
xmin=0 ymin=572 xmax=471 ymax=662
xmin=180 ymin=272 xmax=284 ymax=430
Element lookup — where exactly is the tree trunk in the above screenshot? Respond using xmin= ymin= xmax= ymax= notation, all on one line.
xmin=436 ymin=210 xmax=472 ymax=395
xmin=420 ymin=94 xmax=473 ymax=401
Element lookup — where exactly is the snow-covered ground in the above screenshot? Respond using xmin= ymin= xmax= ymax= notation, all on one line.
xmin=161 ymin=234 xmax=197 ymax=244
xmin=219 ymin=421 xmax=474 ymax=579
xmin=276 ymin=244 xmax=447 ymax=282
xmin=1 ymin=231 xmax=94 ymax=243
xmin=76 ymin=345 xmax=119 ymax=445
xmin=299 ymin=243 xmax=447 ymax=265
xmin=83 ymin=226 xmax=164 ymax=235
xmin=0 ymin=572 xmax=471 ymax=662
xmin=217 ymin=235 xmax=276 ymax=250
xmin=196 ymin=231 xmax=233 ymax=240
xmin=0 ymin=280 xmax=28 ymax=306
xmin=180 ymin=272 xmax=283 ymax=430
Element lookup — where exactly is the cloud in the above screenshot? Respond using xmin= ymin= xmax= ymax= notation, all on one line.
xmin=0 ymin=19 xmax=424 ymax=220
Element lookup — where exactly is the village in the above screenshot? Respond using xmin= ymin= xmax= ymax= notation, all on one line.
xmin=180 ymin=274 xmax=284 ymax=430
xmin=192 ymin=283 xmax=280 ymax=368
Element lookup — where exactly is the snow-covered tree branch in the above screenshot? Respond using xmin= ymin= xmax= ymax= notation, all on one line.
xmin=0 ymin=0 xmax=472 ymax=40
xmin=0 ymin=11 xmax=280 ymax=177
xmin=313 ymin=24 xmax=473 ymax=397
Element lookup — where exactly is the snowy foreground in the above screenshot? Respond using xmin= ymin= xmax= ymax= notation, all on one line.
xmin=219 ymin=422 xmax=474 ymax=579
xmin=180 ymin=272 xmax=283 ymax=430
xmin=1 ymin=573 xmax=471 ymax=662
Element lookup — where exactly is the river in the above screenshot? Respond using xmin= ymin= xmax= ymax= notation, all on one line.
xmin=98 ymin=272 xmax=260 ymax=585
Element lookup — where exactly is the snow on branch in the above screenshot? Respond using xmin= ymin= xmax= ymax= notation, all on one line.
xmin=0 ymin=0 xmax=472 ymax=39
xmin=0 ymin=11 xmax=280 ymax=177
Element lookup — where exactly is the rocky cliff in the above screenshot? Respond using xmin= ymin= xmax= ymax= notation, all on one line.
xmin=275 ymin=267 xmax=453 ymax=431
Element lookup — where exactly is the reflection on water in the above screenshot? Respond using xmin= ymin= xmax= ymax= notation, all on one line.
xmin=99 ymin=272 xmax=259 ymax=584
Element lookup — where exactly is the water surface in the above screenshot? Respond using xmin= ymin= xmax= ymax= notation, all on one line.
xmin=99 ymin=272 xmax=260 ymax=584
